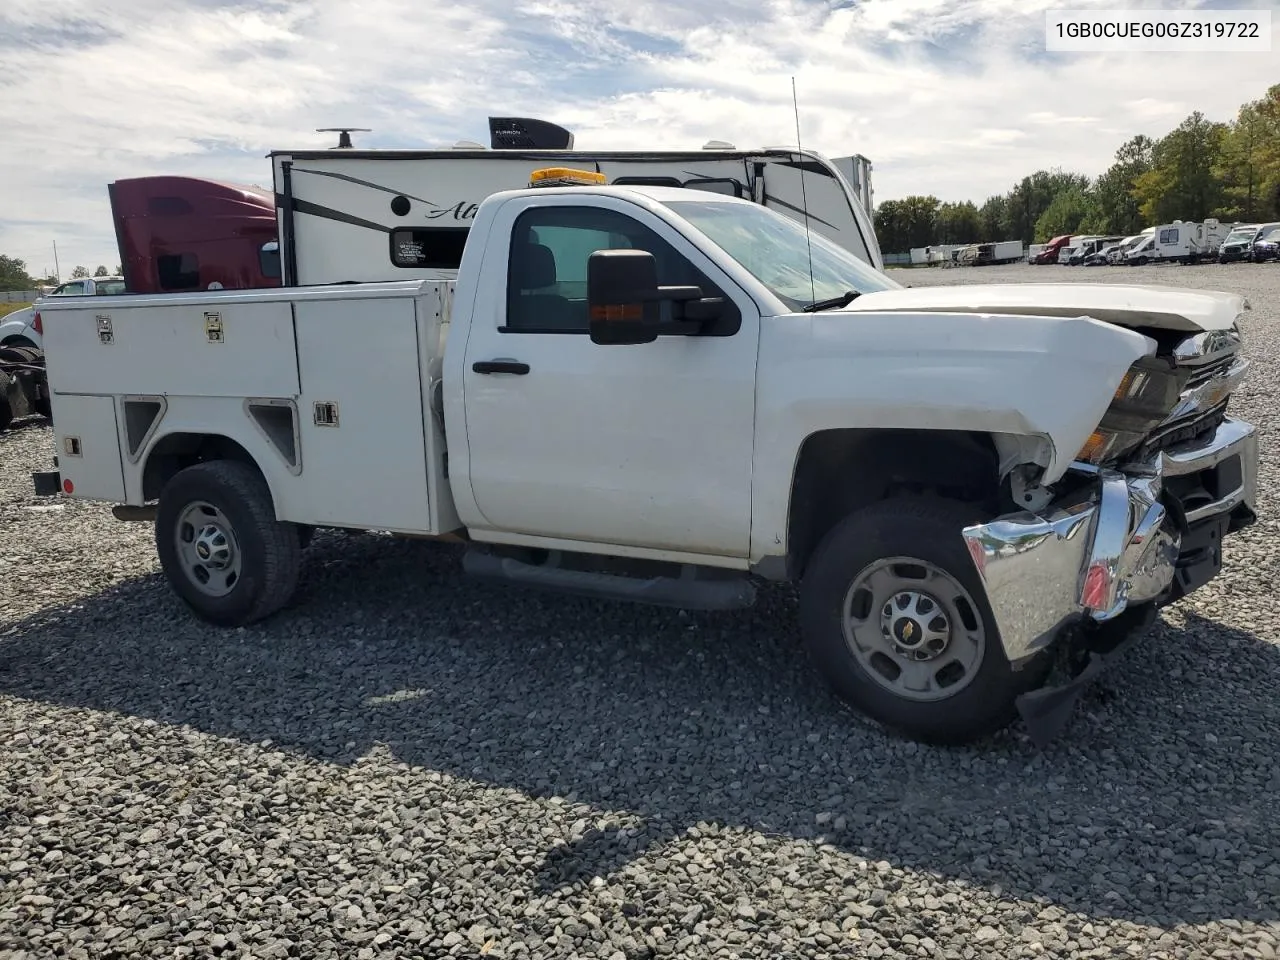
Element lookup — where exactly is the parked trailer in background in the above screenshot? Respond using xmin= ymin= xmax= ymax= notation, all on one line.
xmin=1142 ymin=220 xmax=1235 ymax=264
xmin=956 ymin=240 xmax=1025 ymax=266
xmin=271 ymin=117 xmax=882 ymax=287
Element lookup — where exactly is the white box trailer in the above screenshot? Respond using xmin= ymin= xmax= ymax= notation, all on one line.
xmin=271 ymin=142 xmax=883 ymax=287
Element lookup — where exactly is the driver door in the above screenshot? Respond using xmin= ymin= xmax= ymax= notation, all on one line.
xmin=459 ymin=196 xmax=759 ymax=558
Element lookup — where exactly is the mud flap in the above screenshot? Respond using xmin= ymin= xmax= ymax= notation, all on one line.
xmin=1014 ymin=603 xmax=1159 ymax=748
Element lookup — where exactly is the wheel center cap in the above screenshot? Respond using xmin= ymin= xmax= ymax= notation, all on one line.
xmin=893 ymin=617 xmax=925 ymax=648
xmin=196 ymin=541 xmax=210 ymax=559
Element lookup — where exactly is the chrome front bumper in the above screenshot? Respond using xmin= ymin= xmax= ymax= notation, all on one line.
xmin=962 ymin=416 xmax=1258 ymax=665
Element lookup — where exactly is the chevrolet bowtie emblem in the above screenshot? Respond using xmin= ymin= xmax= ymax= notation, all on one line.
xmin=903 ymin=622 xmax=915 ymax=640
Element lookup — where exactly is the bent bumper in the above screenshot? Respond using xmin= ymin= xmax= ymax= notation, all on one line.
xmin=962 ymin=416 xmax=1258 ymax=665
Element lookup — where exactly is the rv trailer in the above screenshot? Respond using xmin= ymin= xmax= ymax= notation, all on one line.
xmin=270 ymin=117 xmax=883 ymax=287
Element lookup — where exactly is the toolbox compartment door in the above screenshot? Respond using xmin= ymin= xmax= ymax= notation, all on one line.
xmin=41 ymin=299 xmax=300 ymax=399
xmin=48 ymin=394 xmax=126 ymax=502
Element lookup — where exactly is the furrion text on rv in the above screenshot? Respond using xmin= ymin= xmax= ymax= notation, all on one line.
xmin=31 ymin=164 xmax=1258 ymax=748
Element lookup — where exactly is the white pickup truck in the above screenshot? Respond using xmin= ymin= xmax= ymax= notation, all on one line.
xmin=30 ymin=170 xmax=1259 ymax=746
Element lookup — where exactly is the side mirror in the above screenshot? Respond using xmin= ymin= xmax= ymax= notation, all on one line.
xmin=586 ymin=249 xmax=724 ymax=345
xmin=587 ymin=249 xmax=661 ymax=345
xmin=260 ymin=240 xmax=281 ymax=280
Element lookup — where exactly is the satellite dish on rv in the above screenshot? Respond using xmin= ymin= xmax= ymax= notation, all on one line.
xmin=317 ymin=127 xmax=371 ymax=149
xmin=488 ymin=117 xmax=574 ymax=150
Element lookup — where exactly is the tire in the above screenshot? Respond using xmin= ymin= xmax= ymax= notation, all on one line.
xmin=155 ymin=460 xmax=303 ymax=626
xmin=799 ymin=496 xmax=1051 ymax=745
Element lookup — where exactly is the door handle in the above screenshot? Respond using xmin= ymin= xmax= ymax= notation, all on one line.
xmin=472 ymin=359 xmax=530 ymax=375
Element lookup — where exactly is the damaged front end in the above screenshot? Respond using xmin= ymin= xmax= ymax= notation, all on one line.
xmin=961 ymin=324 xmax=1258 ymax=745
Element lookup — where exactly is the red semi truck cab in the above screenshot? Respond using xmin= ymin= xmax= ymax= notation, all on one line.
xmin=108 ymin=176 xmax=281 ymax=293
xmin=1031 ymin=235 xmax=1072 ymax=264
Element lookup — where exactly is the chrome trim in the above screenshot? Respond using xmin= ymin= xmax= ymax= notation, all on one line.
xmin=962 ymin=502 xmax=1100 ymax=662
xmin=1163 ymin=356 xmax=1248 ymax=425
xmin=1080 ymin=473 xmax=1133 ymax=619
xmin=962 ymin=416 xmax=1258 ymax=665
xmin=1162 ymin=415 xmax=1256 ymax=476
xmin=1165 ymin=416 xmax=1258 ymax=525
xmin=1173 ymin=327 xmax=1242 ymax=365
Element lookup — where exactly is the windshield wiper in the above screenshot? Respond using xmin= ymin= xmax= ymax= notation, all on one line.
xmin=802 ymin=290 xmax=860 ymax=312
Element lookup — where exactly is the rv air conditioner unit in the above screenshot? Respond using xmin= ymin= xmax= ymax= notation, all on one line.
xmin=702 ymin=140 xmax=736 ymax=150
xmin=488 ymin=117 xmax=575 ymax=150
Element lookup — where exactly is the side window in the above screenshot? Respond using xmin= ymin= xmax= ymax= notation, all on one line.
xmin=389 ymin=227 xmax=468 ymax=270
xmin=503 ymin=206 xmax=741 ymax=335
xmin=55 ymin=282 xmax=85 ymax=296
xmin=259 ymin=242 xmax=282 ymax=279
xmin=157 ymin=253 xmax=200 ymax=291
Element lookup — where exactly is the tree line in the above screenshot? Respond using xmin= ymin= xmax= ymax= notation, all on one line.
xmin=0 ymin=257 xmax=122 ymax=292
xmin=873 ymin=83 xmax=1280 ymax=254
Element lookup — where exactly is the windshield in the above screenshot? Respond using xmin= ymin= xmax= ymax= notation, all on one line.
xmin=662 ymin=199 xmax=901 ymax=310
xmin=1261 ymin=227 xmax=1280 ymax=241
xmin=1225 ymin=228 xmax=1255 ymax=241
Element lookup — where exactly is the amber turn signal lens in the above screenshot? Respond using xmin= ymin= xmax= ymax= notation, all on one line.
xmin=1077 ymin=430 xmax=1109 ymax=461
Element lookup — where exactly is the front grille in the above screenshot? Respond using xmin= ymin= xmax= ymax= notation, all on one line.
xmin=1184 ymin=353 xmax=1236 ymax=390
xmin=1137 ymin=401 xmax=1228 ymax=459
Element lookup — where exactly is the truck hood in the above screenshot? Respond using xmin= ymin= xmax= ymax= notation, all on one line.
xmin=843 ymin=283 xmax=1246 ymax=333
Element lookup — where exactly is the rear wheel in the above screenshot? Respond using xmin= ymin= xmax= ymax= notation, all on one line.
xmin=799 ymin=497 xmax=1051 ymax=744
xmin=155 ymin=460 xmax=303 ymax=626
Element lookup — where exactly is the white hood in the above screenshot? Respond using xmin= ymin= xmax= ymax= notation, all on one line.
xmin=842 ymin=283 xmax=1246 ymax=333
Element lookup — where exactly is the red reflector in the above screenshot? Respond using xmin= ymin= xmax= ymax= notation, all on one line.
xmin=62 ymin=478 xmax=74 ymax=494
xmin=32 ymin=312 xmax=42 ymax=335
xmin=1080 ymin=562 xmax=1110 ymax=611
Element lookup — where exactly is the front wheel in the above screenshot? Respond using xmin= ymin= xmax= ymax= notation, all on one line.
xmin=155 ymin=460 xmax=303 ymax=626
xmin=799 ymin=497 xmax=1050 ymax=745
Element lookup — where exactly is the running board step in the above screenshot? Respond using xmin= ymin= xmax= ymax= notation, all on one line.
xmin=461 ymin=549 xmax=757 ymax=611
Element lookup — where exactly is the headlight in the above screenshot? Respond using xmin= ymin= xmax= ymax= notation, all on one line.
xmin=1076 ymin=357 xmax=1185 ymax=465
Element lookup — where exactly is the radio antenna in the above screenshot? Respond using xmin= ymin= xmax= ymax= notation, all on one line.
xmin=791 ymin=76 xmax=816 ymax=306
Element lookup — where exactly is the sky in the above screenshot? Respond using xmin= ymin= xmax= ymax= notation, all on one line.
xmin=1 ymin=0 xmax=1276 ymax=277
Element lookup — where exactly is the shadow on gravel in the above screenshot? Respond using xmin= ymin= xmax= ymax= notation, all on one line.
xmin=2 ymin=530 xmax=1278 ymax=928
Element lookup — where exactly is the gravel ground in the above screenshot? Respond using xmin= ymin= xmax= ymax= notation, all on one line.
xmin=2 ymin=261 xmax=1280 ymax=959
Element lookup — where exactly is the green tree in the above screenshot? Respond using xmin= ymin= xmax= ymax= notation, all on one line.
xmin=1217 ymin=84 xmax=1280 ymax=220
xmin=998 ymin=170 xmax=1092 ymax=244
xmin=93 ymin=265 xmax=108 ymax=276
xmin=1089 ymin=135 xmax=1154 ymax=234
xmin=935 ymin=201 xmax=981 ymax=244
xmin=1035 ymin=186 xmax=1091 ymax=240
xmin=977 ymin=196 xmax=1007 ymax=241
xmin=873 ymin=195 xmax=942 ymax=251
xmin=70 ymin=265 xmax=89 ymax=279
xmin=1134 ymin=111 xmax=1229 ymax=223
xmin=0 ymin=255 xmax=35 ymax=292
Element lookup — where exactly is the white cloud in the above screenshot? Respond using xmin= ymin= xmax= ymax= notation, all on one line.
xmin=1 ymin=0 xmax=1276 ymax=274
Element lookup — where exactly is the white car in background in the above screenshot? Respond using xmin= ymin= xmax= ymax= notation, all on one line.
xmin=0 ymin=276 xmax=127 ymax=349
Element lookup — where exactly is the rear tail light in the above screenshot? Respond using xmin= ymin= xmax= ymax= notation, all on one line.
xmin=32 ymin=312 xmax=42 ymax=335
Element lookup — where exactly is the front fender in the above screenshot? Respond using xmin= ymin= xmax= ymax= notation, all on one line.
xmin=749 ymin=309 xmax=1153 ymax=566
xmin=0 ymin=307 xmax=38 ymax=345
